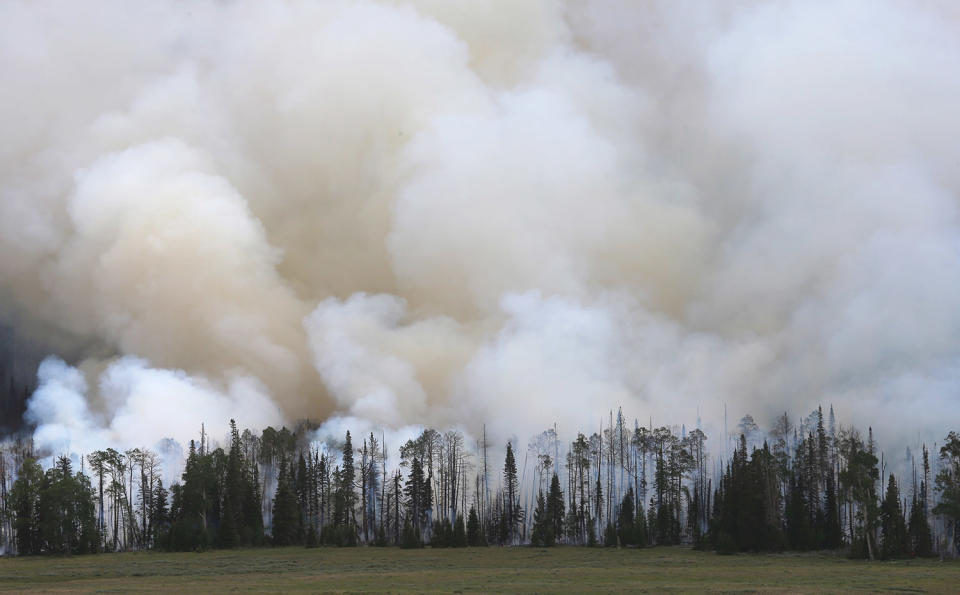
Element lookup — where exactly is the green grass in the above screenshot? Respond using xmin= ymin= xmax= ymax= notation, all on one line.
xmin=1 ymin=547 xmax=958 ymax=593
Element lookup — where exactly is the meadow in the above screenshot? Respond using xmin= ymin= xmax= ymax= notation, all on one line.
xmin=2 ymin=547 xmax=959 ymax=593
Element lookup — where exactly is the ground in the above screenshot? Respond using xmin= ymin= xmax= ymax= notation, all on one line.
xmin=1 ymin=546 xmax=958 ymax=593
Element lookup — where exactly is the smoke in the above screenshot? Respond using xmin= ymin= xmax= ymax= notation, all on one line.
xmin=26 ymin=356 xmax=282 ymax=471
xmin=2 ymin=0 xmax=960 ymax=456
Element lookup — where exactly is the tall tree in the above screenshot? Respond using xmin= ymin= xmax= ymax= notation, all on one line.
xmin=908 ymin=445 xmax=934 ymax=557
xmin=502 ymin=442 xmax=521 ymax=544
xmin=404 ymin=457 xmax=428 ymax=543
xmin=339 ymin=431 xmax=356 ymax=538
xmin=840 ymin=435 xmax=880 ymax=560
xmin=547 ymin=472 xmax=565 ymax=544
xmin=879 ymin=474 xmax=907 ymax=559
xmin=934 ymin=431 xmax=960 ymax=556
xmin=9 ymin=458 xmax=43 ymax=554
xmin=530 ymin=491 xmax=553 ymax=547
xmin=271 ymin=458 xmax=300 ymax=546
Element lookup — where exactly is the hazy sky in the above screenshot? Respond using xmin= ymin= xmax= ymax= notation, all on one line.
xmin=2 ymin=0 xmax=959 ymax=456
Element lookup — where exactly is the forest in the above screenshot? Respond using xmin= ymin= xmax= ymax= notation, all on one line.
xmin=2 ymin=407 xmax=960 ymax=561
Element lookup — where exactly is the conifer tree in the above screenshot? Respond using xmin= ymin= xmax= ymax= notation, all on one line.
xmin=880 ymin=474 xmax=907 ymax=559
xmin=466 ymin=505 xmax=482 ymax=546
xmin=908 ymin=445 xmax=934 ymax=557
xmin=271 ymin=458 xmax=300 ymax=546
xmin=530 ymin=491 xmax=553 ymax=546
xmin=547 ymin=472 xmax=565 ymax=544
xmin=618 ymin=487 xmax=635 ymax=546
xmin=503 ymin=442 xmax=520 ymax=543
xmin=339 ymin=431 xmax=356 ymax=538
xmin=404 ymin=456 xmax=426 ymax=543
xmin=934 ymin=431 xmax=960 ymax=556
xmin=152 ymin=479 xmax=168 ymax=547
xmin=840 ymin=436 xmax=880 ymax=559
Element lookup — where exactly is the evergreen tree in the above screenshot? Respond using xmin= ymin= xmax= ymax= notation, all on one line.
xmin=908 ymin=493 xmax=934 ymax=557
xmin=404 ymin=457 xmax=426 ymax=543
xmin=502 ymin=442 xmax=521 ymax=543
xmin=244 ymin=459 xmax=265 ymax=546
xmin=880 ymin=474 xmax=907 ymax=559
xmin=908 ymin=445 xmax=934 ymax=557
xmin=73 ymin=470 xmax=99 ymax=554
xmin=603 ymin=521 xmax=618 ymax=547
xmin=10 ymin=458 xmax=43 ymax=555
xmin=271 ymin=458 xmax=300 ymax=546
xmin=530 ymin=491 xmax=553 ymax=547
xmin=430 ymin=518 xmax=448 ymax=547
xmin=452 ymin=514 xmax=467 ymax=547
xmin=785 ymin=472 xmax=812 ymax=550
xmin=296 ymin=452 xmax=308 ymax=544
xmin=934 ymin=431 xmax=960 ymax=556
xmin=219 ymin=420 xmax=243 ymax=548
xmin=338 ymin=431 xmax=356 ymax=538
xmin=711 ymin=437 xmax=783 ymax=553
xmin=8 ymin=456 xmax=98 ymax=555
xmin=401 ymin=517 xmax=421 ymax=549
xmin=823 ymin=468 xmax=842 ymax=549
xmin=466 ymin=505 xmax=482 ymax=546
xmin=618 ymin=487 xmax=638 ymax=546
xmin=840 ymin=437 xmax=880 ymax=559
xmin=170 ymin=439 xmax=217 ymax=551
xmin=153 ymin=479 xmax=169 ymax=547
xmin=218 ymin=490 xmax=239 ymax=549
xmin=547 ymin=472 xmax=565 ymax=545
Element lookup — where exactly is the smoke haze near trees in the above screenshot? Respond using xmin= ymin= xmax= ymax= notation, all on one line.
xmin=1 ymin=0 xmax=960 ymax=457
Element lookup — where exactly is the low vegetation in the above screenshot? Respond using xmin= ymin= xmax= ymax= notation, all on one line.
xmin=2 ymin=546 xmax=959 ymax=593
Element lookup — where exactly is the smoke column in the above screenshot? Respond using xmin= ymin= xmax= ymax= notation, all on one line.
xmin=2 ymin=0 xmax=960 ymax=454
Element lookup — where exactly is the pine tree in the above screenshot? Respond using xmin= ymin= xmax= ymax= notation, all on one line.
xmin=152 ymin=479 xmax=168 ymax=547
xmin=503 ymin=442 xmax=520 ymax=544
xmin=880 ymin=474 xmax=907 ymax=559
xmin=244 ymin=459 xmax=265 ymax=546
xmin=908 ymin=492 xmax=933 ymax=557
xmin=404 ymin=457 xmax=426 ymax=543
xmin=908 ymin=444 xmax=934 ymax=557
xmin=530 ymin=491 xmax=553 ymax=547
xmin=547 ymin=472 xmax=565 ymax=545
xmin=271 ymin=459 xmax=300 ymax=546
xmin=603 ymin=521 xmax=618 ymax=547
xmin=453 ymin=514 xmax=467 ymax=547
xmin=786 ymin=471 xmax=812 ymax=550
xmin=218 ymin=420 xmax=244 ymax=548
xmin=296 ymin=452 xmax=308 ymax=544
xmin=618 ymin=487 xmax=635 ymax=546
xmin=10 ymin=458 xmax=43 ymax=555
xmin=840 ymin=436 xmax=880 ymax=560
xmin=401 ymin=517 xmax=421 ymax=549
xmin=466 ymin=505 xmax=482 ymax=546
xmin=710 ymin=437 xmax=783 ymax=553
xmin=339 ymin=431 xmax=356 ymax=536
xmin=934 ymin=432 xmax=960 ymax=556
xmin=823 ymin=468 xmax=842 ymax=549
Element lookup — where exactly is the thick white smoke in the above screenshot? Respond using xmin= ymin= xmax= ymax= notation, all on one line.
xmin=2 ymin=0 xmax=959 ymax=456
xmin=26 ymin=357 xmax=282 ymax=467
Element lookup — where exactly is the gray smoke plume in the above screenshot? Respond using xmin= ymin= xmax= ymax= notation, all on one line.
xmin=2 ymin=0 xmax=959 ymax=455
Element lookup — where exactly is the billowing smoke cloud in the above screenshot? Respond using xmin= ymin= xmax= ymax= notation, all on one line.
xmin=27 ymin=356 xmax=282 ymax=467
xmin=2 ymin=0 xmax=960 ymax=455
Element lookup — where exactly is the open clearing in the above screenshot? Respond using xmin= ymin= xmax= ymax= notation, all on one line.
xmin=2 ymin=546 xmax=959 ymax=593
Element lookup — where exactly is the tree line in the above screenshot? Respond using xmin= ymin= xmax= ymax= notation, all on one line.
xmin=2 ymin=407 xmax=960 ymax=559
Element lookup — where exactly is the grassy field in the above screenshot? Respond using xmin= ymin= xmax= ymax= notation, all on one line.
xmin=1 ymin=546 xmax=959 ymax=593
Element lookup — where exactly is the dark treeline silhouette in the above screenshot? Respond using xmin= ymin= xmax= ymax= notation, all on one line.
xmin=708 ymin=409 xmax=941 ymax=560
xmin=2 ymin=407 xmax=960 ymax=559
